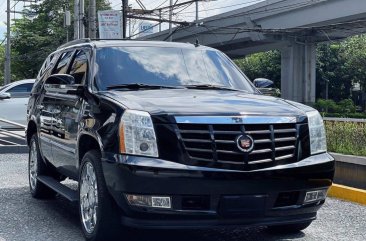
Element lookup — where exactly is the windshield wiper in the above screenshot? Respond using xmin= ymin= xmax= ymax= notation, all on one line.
xmin=106 ymin=83 xmax=182 ymax=90
xmin=183 ymin=84 xmax=241 ymax=91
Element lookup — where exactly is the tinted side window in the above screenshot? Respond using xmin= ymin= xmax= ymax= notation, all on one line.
xmin=33 ymin=53 xmax=58 ymax=94
xmin=69 ymin=50 xmax=88 ymax=84
xmin=38 ymin=54 xmax=55 ymax=78
xmin=53 ymin=51 xmax=74 ymax=74
xmin=7 ymin=83 xmax=34 ymax=93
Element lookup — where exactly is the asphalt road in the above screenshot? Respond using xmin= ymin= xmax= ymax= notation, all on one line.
xmin=1 ymin=154 xmax=366 ymax=241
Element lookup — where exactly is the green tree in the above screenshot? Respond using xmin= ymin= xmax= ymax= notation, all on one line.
xmin=0 ymin=45 xmax=5 ymax=85
xmin=341 ymin=35 xmax=366 ymax=91
xmin=316 ymin=43 xmax=352 ymax=101
xmin=10 ymin=0 xmax=110 ymax=80
xmin=234 ymin=50 xmax=281 ymax=87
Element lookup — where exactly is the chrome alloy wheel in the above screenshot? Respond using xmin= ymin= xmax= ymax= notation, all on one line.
xmin=29 ymin=140 xmax=38 ymax=190
xmin=80 ymin=162 xmax=98 ymax=234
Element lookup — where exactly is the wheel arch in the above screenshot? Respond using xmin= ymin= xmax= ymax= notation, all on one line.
xmin=26 ymin=120 xmax=37 ymax=146
xmin=77 ymin=133 xmax=103 ymax=169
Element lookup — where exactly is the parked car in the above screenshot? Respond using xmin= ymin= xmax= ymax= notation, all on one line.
xmin=26 ymin=39 xmax=334 ymax=241
xmin=0 ymin=79 xmax=35 ymax=126
xmin=253 ymin=78 xmax=281 ymax=97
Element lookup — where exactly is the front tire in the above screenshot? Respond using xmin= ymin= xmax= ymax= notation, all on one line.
xmin=28 ymin=134 xmax=56 ymax=198
xmin=79 ymin=150 xmax=121 ymax=241
xmin=266 ymin=221 xmax=313 ymax=234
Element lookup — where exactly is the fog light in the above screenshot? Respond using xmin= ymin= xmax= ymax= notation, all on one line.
xmin=304 ymin=189 xmax=328 ymax=204
xmin=125 ymin=194 xmax=171 ymax=209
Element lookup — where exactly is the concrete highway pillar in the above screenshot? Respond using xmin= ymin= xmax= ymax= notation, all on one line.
xmin=281 ymin=42 xmax=316 ymax=104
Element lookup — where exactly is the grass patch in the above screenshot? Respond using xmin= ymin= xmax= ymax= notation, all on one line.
xmin=325 ymin=121 xmax=366 ymax=156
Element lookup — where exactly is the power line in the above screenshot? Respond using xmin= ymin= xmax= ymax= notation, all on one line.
xmin=203 ymin=0 xmax=324 ymax=23
xmin=176 ymin=0 xmax=322 ymax=20
xmin=179 ymin=0 xmax=263 ymax=15
xmin=128 ymin=14 xmax=189 ymax=26
xmin=0 ymin=37 xmax=6 ymax=46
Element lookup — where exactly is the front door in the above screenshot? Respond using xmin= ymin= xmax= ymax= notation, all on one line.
xmin=51 ymin=49 xmax=90 ymax=179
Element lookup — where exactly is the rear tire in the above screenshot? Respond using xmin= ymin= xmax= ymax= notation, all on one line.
xmin=266 ymin=221 xmax=312 ymax=234
xmin=79 ymin=150 xmax=121 ymax=241
xmin=28 ymin=134 xmax=56 ymax=199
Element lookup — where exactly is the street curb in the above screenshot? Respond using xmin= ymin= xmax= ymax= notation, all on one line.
xmin=330 ymin=152 xmax=366 ymax=166
xmin=0 ymin=145 xmax=28 ymax=154
xmin=329 ymin=184 xmax=366 ymax=206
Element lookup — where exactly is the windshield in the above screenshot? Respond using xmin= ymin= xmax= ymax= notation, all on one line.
xmin=95 ymin=46 xmax=256 ymax=92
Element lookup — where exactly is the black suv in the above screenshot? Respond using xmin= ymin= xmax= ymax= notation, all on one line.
xmin=26 ymin=39 xmax=334 ymax=240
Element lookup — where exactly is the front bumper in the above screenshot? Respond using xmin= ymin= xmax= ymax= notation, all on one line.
xmin=102 ymin=152 xmax=334 ymax=229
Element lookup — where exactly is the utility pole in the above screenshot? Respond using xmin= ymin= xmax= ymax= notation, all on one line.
xmin=5 ymin=0 xmax=11 ymax=85
xmin=159 ymin=9 xmax=162 ymax=32
xmin=129 ymin=18 xmax=132 ymax=37
xmin=79 ymin=0 xmax=85 ymax=38
xmin=74 ymin=0 xmax=79 ymax=39
xmin=168 ymin=0 xmax=173 ymax=41
xmin=89 ymin=0 xmax=96 ymax=39
xmin=122 ymin=0 xmax=128 ymax=38
xmin=195 ymin=0 xmax=199 ymax=21
xmin=65 ymin=9 xmax=71 ymax=42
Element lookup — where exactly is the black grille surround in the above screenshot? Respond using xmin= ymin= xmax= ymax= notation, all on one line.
xmin=176 ymin=122 xmax=309 ymax=171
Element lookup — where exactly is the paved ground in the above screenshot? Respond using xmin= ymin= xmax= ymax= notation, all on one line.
xmin=1 ymin=154 xmax=366 ymax=241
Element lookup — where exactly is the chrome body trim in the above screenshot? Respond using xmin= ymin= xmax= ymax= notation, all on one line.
xmin=175 ymin=116 xmax=299 ymax=124
xmin=112 ymin=153 xmax=333 ymax=173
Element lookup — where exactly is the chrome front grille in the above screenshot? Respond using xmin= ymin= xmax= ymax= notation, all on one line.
xmin=177 ymin=123 xmax=300 ymax=169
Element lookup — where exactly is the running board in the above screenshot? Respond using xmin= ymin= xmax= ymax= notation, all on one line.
xmin=37 ymin=175 xmax=78 ymax=202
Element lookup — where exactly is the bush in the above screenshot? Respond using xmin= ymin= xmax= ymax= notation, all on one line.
xmin=325 ymin=120 xmax=366 ymax=156
xmin=314 ymin=99 xmax=339 ymax=113
xmin=338 ymin=99 xmax=356 ymax=113
xmin=314 ymin=98 xmax=359 ymax=117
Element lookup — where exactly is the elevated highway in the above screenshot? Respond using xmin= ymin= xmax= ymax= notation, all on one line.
xmin=141 ymin=0 xmax=366 ymax=103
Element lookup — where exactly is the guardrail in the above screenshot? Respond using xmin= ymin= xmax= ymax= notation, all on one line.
xmin=0 ymin=118 xmax=27 ymax=154
xmin=323 ymin=117 xmax=366 ymax=122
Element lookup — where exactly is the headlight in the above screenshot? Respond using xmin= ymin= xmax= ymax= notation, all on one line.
xmin=119 ymin=110 xmax=158 ymax=157
xmin=306 ymin=110 xmax=327 ymax=155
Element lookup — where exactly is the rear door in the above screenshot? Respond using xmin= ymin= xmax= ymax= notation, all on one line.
xmin=39 ymin=51 xmax=74 ymax=164
xmin=51 ymin=49 xmax=89 ymax=178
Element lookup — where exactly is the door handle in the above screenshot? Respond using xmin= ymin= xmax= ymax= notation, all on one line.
xmin=36 ymin=105 xmax=44 ymax=110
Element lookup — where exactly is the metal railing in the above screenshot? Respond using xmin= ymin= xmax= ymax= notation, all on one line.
xmin=323 ymin=117 xmax=366 ymax=123
xmin=0 ymin=118 xmax=27 ymax=153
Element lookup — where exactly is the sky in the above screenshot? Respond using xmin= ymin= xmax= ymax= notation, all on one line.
xmin=0 ymin=0 xmax=264 ymax=39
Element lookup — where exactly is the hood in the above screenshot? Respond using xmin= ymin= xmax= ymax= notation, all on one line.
xmin=100 ymin=89 xmax=308 ymax=117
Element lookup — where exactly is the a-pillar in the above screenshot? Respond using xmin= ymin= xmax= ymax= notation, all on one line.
xmin=281 ymin=41 xmax=316 ymax=104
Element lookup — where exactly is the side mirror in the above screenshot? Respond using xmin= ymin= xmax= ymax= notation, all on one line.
xmin=253 ymin=78 xmax=274 ymax=88
xmin=44 ymin=74 xmax=84 ymax=96
xmin=0 ymin=92 xmax=11 ymax=100
xmin=45 ymin=74 xmax=75 ymax=86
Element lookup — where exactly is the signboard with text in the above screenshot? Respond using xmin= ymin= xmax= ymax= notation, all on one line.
xmin=98 ymin=10 xmax=122 ymax=39
xmin=138 ymin=21 xmax=156 ymax=37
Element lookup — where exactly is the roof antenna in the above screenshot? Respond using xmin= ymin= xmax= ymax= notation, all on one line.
xmin=194 ymin=38 xmax=200 ymax=47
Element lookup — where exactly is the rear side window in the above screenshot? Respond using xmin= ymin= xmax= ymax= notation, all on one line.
xmin=38 ymin=54 xmax=55 ymax=78
xmin=69 ymin=50 xmax=88 ymax=84
xmin=32 ymin=53 xmax=59 ymax=94
xmin=53 ymin=51 xmax=74 ymax=74
xmin=7 ymin=83 xmax=34 ymax=93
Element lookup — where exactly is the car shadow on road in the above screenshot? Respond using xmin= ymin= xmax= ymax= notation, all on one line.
xmin=0 ymin=186 xmax=306 ymax=241
xmin=49 ymin=194 xmax=307 ymax=241
xmin=127 ymin=228 xmax=306 ymax=241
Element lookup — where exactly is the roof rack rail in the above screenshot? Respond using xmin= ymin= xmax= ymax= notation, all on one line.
xmin=90 ymin=38 xmax=139 ymax=41
xmin=57 ymin=38 xmax=92 ymax=50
